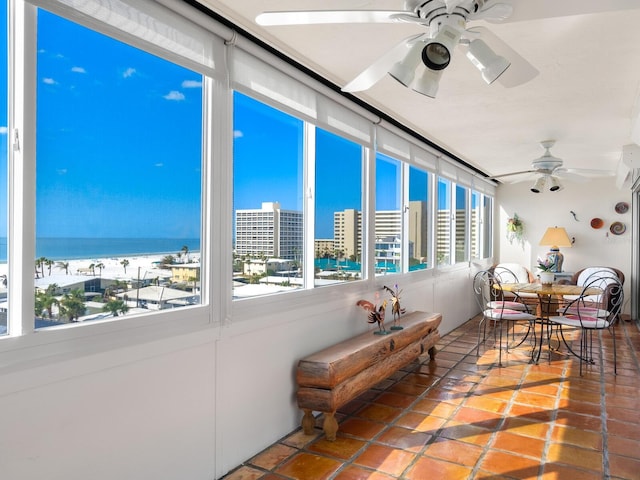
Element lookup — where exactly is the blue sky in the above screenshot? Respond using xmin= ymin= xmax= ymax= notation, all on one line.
xmin=34 ymin=10 xmax=202 ymax=239
xmin=1 ymin=6 xmax=452 ymax=243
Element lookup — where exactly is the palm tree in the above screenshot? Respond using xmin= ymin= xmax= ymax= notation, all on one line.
xmin=45 ymin=259 xmax=54 ymax=276
xmin=89 ymin=263 xmax=96 ymax=276
xmin=56 ymin=261 xmax=70 ymax=275
xmin=103 ymin=299 xmax=129 ymax=317
xmin=59 ymin=289 xmax=86 ymax=322
xmin=38 ymin=256 xmax=47 ymax=278
xmin=181 ymin=245 xmax=190 ymax=263
xmin=35 ymin=284 xmax=60 ymax=319
xmin=120 ymin=259 xmax=129 ymax=274
xmin=95 ymin=262 xmax=105 ymax=276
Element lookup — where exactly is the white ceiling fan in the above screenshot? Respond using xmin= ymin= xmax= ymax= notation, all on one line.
xmin=256 ymin=0 xmax=534 ymax=97
xmin=488 ymin=140 xmax=615 ymax=192
xmin=255 ymin=0 xmax=640 ymax=98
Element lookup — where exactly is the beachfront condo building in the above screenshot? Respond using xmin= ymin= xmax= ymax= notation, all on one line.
xmin=235 ymin=202 xmax=303 ymax=260
xmin=333 ymin=201 xmax=428 ymax=261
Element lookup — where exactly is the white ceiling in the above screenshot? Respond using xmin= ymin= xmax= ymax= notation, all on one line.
xmin=195 ymin=0 xmax=640 ymax=184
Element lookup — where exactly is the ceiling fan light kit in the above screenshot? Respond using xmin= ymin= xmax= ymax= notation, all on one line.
xmin=466 ymin=39 xmax=510 ymax=84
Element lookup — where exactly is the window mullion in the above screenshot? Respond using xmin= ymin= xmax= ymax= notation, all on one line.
xmin=8 ymin=0 xmax=37 ymax=336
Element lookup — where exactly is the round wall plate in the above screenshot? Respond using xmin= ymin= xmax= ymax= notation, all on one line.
xmin=610 ymin=221 xmax=626 ymax=235
xmin=615 ymin=202 xmax=629 ymax=214
xmin=590 ymin=218 xmax=603 ymax=229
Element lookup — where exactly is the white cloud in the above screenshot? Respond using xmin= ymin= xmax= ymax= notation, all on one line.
xmin=71 ymin=66 xmax=86 ymax=74
xmin=233 ymin=130 xmax=244 ymax=138
xmin=56 ymin=169 xmax=68 ymax=175
xmin=122 ymin=67 xmax=136 ymax=78
xmin=182 ymin=80 xmax=202 ymax=88
xmin=154 ymin=162 xmax=164 ymax=168
xmin=0 ymin=127 xmax=7 ymax=135
xmin=163 ymin=90 xmax=185 ymax=101
xmin=43 ymin=78 xmax=57 ymax=85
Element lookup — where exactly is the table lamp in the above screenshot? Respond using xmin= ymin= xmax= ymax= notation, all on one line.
xmin=539 ymin=227 xmax=572 ymax=272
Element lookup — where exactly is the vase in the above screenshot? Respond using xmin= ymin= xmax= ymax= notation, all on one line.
xmin=539 ymin=271 xmax=554 ymax=285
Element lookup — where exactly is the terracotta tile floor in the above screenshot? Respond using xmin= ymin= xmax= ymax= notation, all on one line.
xmin=223 ymin=316 xmax=640 ymax=480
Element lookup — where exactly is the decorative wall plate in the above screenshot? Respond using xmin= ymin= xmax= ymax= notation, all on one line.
xmin=590 ymin=218 xmax=603 ymax=229
xmin=615 ymin=202 xmax=629 ymax=214
xmin=610 ymin=221 xmax=626 ymax=235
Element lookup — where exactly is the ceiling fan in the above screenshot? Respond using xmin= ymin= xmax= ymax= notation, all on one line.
xmin=255 ymin=0 xmax=640 ymax=98
xmin=487 ymin=140 xmax=615 ymax=192
xmin=256 ymin=0 xmax=534 ymax=97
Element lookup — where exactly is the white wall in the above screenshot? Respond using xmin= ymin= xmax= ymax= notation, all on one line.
xmin=0 ymin=266 xmax=485 ymax=479
xmin=496 ymin=177 xmax=632 ymax=312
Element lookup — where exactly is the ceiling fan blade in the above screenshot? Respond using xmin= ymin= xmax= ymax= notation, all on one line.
xmin=486 ymin=169 xmax=536 ymax=180
xmin=467 ymin=3 xmax=513 ymax=22
xmin=468 ymin=26 xmax=539 ymax=88
xmin=489 ymin=0 xmax=640 ymax=23
xmin=342 ymin=33 xmax=426 ymax=92
xmin=256 ymin=10 xmax=412 ymax=26
xmin=556 ymin=167 xmax=616 ymax=178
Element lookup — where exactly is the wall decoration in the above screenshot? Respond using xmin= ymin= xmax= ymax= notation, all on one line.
xmin=590 ymin=218 xmax=603 ymax=229
xmin=610 ymin=222 xmax=626 ymax=235
xmin=506 ymin=213 xmax=525 ymax=247
xmin=615 ymin=202 xmax=629 ymax=214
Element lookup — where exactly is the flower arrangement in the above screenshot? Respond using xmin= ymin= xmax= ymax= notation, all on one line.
xmin=506 ymin=213 xmax=524 ymax=247
xmin=537 ymin=257 xmax=555 ymax=272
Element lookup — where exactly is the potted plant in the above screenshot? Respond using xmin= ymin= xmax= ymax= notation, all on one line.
xmin=506 ymin=213 xmax=524 ymax=247
xmin=537 ymin=257 xmax=555 ymax=285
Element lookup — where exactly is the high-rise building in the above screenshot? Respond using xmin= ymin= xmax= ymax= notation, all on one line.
xmin=333 ymin=209 xmax=361 ymax=259
xmin=235 ymin=202 xmax=303 ymax=260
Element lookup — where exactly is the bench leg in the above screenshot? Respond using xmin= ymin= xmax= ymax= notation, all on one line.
xmin=323 ymin=412 xmax=338 ymax=441
xmin=428 ymin=345 xmax=437 ymax=361
xmin=301 ymin=409 xmax=315 ymax=435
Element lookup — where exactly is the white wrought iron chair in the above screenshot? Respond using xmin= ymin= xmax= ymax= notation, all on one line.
xmin=473 ymin=270 xmax=537 ymax=366
xmin=548 ymin=273 xmax=624 ymax=375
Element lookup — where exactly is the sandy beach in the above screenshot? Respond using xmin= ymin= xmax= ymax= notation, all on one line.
xmin=0 ymin=253 xmax=200 ymax=282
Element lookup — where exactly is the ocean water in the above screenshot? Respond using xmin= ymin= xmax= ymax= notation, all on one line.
xmin=0 ymin=237 xmax=200 ymax=262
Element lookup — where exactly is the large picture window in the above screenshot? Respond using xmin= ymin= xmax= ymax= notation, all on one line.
xmin=408 ymin=166 xmax=430 ymax=271
xmin=436 ymin=177 xmax=451 ymax=266
xmin=34 ymin=9 xmax=203 ymax=325
xmin=375 ymin=153 xmax=402 ymax=275
xmin=232 ymin=92 xmax=304 ymax=298
xmin=315 ymin=128 xmax=363 ymax=285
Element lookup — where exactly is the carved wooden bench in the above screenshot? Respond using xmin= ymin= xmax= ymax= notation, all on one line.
xmin=296 ymin=311 xmax=442 ymax=440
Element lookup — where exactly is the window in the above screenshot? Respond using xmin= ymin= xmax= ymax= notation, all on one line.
xmin=375 ymin=153 xmax=402 ymax=275
xmin=471 ymin=190 xmax=481 ymax=259
xmin=34 ymin=9 xmax=203 ymax=325
xmin=315 ymin=128 xmax=363 ymax=285
xmin=482 ymin=194 xmax=493 ymax=258
xmin=232 ymin=91 xmax=304 ymax=298
xmin=455 ymin=184 xmax=468 ymax=263
xmin=408 ymin=166 xmax=430 ymax=271
xmin=436 ymin=177 xmax=451 ymax=266
xmin=0 ymin=0 xmax=6 ymax=334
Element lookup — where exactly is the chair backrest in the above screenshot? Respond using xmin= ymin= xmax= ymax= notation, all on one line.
xmin=573 ymin=266 xmax=625 ymax=286
xmin=493 ymin=263 xmax=533 ymax=284
xmin=568 ymin=274 xmax=624 ymax=325
xmin=473 ymin=270 xmax=504 ymax=312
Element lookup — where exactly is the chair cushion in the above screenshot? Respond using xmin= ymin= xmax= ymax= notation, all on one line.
xmin=487 ymin=301 xmax=528 ymax=311
xmin=558 ymin=306 xmax=610 ymax=318
xmin=548 ymin=314 xmax=609 ymax=329
xmin=484 ymin=308 xmax=536 ymax=320
xmin=495 ymin=263 xmax=531 ymax=283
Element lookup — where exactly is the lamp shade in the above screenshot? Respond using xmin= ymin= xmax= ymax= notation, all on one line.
xmin=539 ymin=227 xmax=572 ymax=248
